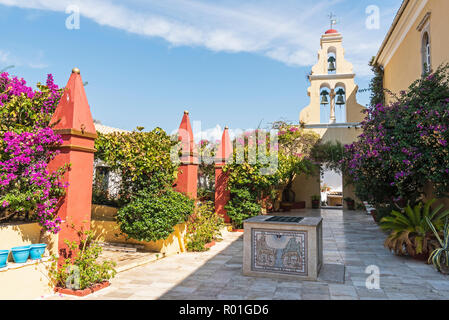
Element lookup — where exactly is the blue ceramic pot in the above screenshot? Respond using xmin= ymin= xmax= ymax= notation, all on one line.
xmin=30 ymin=244 xmax=47 ymax=260
xmin=0 ymin=250 xmax=9 ymax=268
xmin=11 ymin=245 xmax=31 ymax=263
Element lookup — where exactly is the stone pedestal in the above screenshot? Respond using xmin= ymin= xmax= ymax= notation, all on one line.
xmin=243 ymin=215 xmax=323 ymax=281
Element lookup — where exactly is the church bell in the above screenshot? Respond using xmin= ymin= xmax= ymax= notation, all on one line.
xmin=328 ymin=56 xmax=336 ymax=72
xmin=320 ymin=91 xmax=329 ymax=105
xmin=336 ymin=88 xmax=346 ymax=106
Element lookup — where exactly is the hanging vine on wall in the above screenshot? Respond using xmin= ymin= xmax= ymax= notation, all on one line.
xmin=368 ymin=56 xmax=385 ymax=107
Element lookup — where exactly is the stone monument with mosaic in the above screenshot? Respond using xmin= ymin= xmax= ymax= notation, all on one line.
xmin=243 ymin=216 xmax=323 ymax=281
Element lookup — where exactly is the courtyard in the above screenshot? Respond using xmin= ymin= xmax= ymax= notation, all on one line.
xmin=45 ymin=209 xmax=449 ymax=301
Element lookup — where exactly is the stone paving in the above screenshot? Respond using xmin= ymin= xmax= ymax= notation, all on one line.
xmin=45 ymin=209 xmax=449 ymax=300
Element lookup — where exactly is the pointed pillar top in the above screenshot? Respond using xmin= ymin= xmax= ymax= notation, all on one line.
xmin=50 ymin=68 xmax=96 ymax=135
xmin=178 ymin=110 xmax=196 ymax=155
xmin=216 ymin=126 xmax=232 ymax=164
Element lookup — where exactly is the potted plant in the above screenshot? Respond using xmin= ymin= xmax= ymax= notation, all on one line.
xmin=311 ymin=195 xmax=320 ymax=209
xmin=50 ymin=226 xmax=116 ymax=296
xmin=344 ymin=197 xmax=355 ymax=210
xmin=380 ymin=199 xmax=449 ymax=260
xmin=426 ymin=217 xmax=449 ymax=274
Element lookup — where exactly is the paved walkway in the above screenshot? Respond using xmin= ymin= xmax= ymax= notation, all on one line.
xmin=46 ymin=209 xmax=449 ymax=300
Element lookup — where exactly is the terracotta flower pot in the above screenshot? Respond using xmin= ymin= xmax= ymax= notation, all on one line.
xmin=280 ymin=202 xmax=293 ymax=212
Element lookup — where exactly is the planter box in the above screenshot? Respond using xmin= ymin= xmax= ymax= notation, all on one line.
xmin=55 ymin=281 xmax=110 ymax=297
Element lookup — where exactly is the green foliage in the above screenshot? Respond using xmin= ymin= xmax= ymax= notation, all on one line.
xmin=50 ymin=226 xmax=116 ymax=290
xmin=310 ymin=140 xmax=345 ymax=174
xmin=368 ymin=56 xmax=385 ymax=107
xmin=198 ymin=139 xmax=217 ymax=193
xmin=94 ymin=128 xmax=179 ymax=206
xmin=186 ymin=201 xmax=224 ymax=252
xmin=226 ymin=184 xmax=263 ymax=229
xmin=116 ymin=189 xmax=194 ymax=242
xmin=197 ymin=187 xmax=214 ymax=202
xmin=225 ymin=162 xmax=276 ymax=228
xmin=426 ymin=217 xmax=449 ymax=273
xmin=380 ymin=199 xmax=449 ymax=256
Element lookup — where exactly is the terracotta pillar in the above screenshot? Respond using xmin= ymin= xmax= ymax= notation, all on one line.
xmin=215 ymin=126 xmax=233 ymax=223
xmin=174 ymin=111 xmax=198 ymax=199
xmin=47 ymin=68 xmax=97 ymax=264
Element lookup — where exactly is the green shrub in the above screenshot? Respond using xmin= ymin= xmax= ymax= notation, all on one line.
xmin=225 ymin=186 xmax=261 ymax=229
xmin=186 ymin=201 xmax=224 ymax=252
xmin=117 ymin=189 xmax=194 ymax=242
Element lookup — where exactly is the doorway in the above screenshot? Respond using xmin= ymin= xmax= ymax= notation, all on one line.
xmin=320 ymin=167 xmax=343 ymax=209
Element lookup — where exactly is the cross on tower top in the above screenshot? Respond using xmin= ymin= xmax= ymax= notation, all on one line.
xmin=328 ymin=12 xmax=338 ymax=29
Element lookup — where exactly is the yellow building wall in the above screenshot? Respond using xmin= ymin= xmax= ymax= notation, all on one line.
xmin=291 ymin=171 xmax=321 ymax=209
xmin=383 ymin=0 xmax=449 ymax=101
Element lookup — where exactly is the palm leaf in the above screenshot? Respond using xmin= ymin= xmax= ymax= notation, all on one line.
xmin=428 ymin=203 xmax=444 ymax=220
xmin=425 ymin=216 xmax=443 ymax=246
xmin=423 ymin=198 xmax=436 ymax=217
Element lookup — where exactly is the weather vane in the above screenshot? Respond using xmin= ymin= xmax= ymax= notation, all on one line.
xmin=328 ymin=12 xmax=338 ymax=29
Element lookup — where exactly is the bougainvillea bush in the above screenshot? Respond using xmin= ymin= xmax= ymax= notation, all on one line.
xmin=224 ymin=125 xmax=319 ymax=228
xmin=0 ymin=72 xmax=66 ymax=233
xmin=274 ymin=121 xmax=320 ymax=202
xmin=344 ymin=64 xmax=449 ymax=215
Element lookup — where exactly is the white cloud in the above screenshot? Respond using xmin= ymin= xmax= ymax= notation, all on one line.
xmin=193 ymin=124 xmax=244 ymax=143
xmin=0 ymin=0 xmax=400 ymax=76
xmin=0 ymin=50 xmax=10 ymax=63
xmin=0 ymin=48 xmax=48 ymax=70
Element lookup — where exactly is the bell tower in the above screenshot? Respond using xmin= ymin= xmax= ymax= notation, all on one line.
xmin=300 ymin=28 xmax=365 ymax=125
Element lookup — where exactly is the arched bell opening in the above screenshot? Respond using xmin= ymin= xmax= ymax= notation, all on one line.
xmin=327 ymin=47 xmax=337 ymax=74
xmin=319 ymin=84 xmax=331 ymax=124
xmin=334 ymin=83 xmax=346 ymax=123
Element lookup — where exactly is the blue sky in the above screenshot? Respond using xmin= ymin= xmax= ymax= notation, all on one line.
xmin=0 ymin=0 xmax=401 ymax=141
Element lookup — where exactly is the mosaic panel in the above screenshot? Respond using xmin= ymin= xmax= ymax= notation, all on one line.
xmin=251 ymin=228 xmax=308 ymax=276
